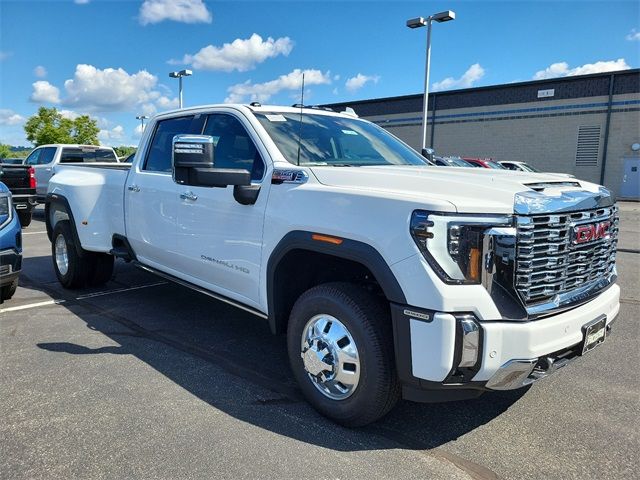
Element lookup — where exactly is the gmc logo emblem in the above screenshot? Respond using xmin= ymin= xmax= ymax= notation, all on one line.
xmin=572 ymin=221 xmax=611 ymax=244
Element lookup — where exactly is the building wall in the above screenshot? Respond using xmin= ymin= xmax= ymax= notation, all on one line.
xmin=325 ymin=70 xmax=640 ymax=198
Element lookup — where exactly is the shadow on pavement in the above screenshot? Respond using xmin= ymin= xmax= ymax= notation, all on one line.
xmin=22 ymin=254 xmax=528 ymax=452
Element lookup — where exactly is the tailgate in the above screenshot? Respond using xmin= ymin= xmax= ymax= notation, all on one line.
xmin=0 ymin=164 xmax=32 ymax=191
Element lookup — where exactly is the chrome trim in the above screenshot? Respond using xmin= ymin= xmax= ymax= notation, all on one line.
xmin=485 ymin=359 xmax=537 ymax=390
xmin=272 ymin=169 xmax=309 ymax=184
xmin=481 ymin=226 xmax=517 ymax=295
xmin=458 ymin=317 xmax=480 ymax=368
xmin=514 ymin=186 xmax=614 ymax=215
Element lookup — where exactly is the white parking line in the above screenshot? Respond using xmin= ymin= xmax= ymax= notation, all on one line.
xmin=0 ymin=299 xmax=66 ymax=314
xmin=75 ymin=281 xmax=168 ymax=300
xmin=22 ymin=231 xmax=48 ymax=235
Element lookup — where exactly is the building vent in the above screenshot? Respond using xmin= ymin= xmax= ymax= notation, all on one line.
xmin=575 ymin=125 xmax=601 ymax=166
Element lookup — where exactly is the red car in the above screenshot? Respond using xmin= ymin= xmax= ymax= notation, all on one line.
xmin=463 ymin=158 xmax=506 ymax=169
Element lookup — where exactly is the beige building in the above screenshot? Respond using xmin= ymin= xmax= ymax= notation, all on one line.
xmin=326 ymin=69 xmax=640 ymax=199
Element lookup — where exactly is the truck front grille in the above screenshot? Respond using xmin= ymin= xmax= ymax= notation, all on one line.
xmin=515 ymin=205 xmax=618 ymax=305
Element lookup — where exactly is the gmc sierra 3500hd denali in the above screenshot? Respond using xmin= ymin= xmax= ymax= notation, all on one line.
xmin=44 ymin=104 xmax=619 ymax=426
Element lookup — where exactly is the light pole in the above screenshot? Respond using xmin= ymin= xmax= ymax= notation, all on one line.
xmin=407 ymin=10 xmax=455 ymax=157
xmin=135 ymin=115 xmax=148 ymax=132
xmin=169 ymin=69 xmax=193 ymax=109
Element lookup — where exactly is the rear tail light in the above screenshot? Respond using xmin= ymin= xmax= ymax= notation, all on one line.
xmin=28 ymin=166 xmax=37 ymax=189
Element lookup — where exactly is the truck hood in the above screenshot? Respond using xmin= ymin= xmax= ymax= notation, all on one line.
xmin=309 ymin=165 xmax=605 ymax=214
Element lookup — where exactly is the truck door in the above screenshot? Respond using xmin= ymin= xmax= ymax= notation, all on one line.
xmin=175 ymin=112 xmax=269 ymax=306
xmin=24 ymin=146 xmax=56 ymax=199
xmin=125 ymin=114 xmax=205 ymax=272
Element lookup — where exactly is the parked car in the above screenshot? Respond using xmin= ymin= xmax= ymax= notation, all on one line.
xmin=122 ymin=153 xmax=136 ymax=163
xmin=0 ymin=182 xmax=22 ymax=302
xmin=45 ymin=104 xmax=619 ymax=426
xmin=433 ymin=156 xmax=475 ymax=167
xmin=24 ymin=144 xmax=118 ymax=202
xmin=463 ymin=158 xmax=506 ymax=169
xmin=0 ymin=162 xmax=37 ymax=226
xmin=499 ymin=160 xmax=575 ymax=178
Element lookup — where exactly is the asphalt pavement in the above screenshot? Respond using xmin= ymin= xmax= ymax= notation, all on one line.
xmin=1 ymin=205 xmax=638 ymax=480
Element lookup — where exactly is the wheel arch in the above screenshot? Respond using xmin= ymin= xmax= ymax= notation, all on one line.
xmin=267 ymin=231 xmax=406 ymax=334
xmin=45 ymin=194 xmax=81 ymax=255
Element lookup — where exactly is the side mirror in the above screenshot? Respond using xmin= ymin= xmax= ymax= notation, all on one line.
xmin=421 ymin=147 xmax=435 ymax=163
xmin=172 ymin=134 xmax=251 ymax=188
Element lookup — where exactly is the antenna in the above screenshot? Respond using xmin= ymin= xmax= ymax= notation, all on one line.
xmin=295 ymin=73 xmax=305 ymax=166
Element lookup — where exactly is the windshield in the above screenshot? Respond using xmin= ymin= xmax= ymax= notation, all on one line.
xmin=255 ymin=112 xmax=429 ymax=167
xmin=450 ymin=157 xmax=473 ymax=167
xmin=520 ymin=163 xmax=541 ymax=172
xmin=486 ymin=160 xmax=506 ymax=169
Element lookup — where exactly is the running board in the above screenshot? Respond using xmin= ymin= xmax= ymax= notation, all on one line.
xmin=133 ymin=262 xmax=268 ymax=320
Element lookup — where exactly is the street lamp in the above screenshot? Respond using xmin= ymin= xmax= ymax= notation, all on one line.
xmin=135 ymin=115 xmax=148 ymax=132
xmin=169 ymin=69 xmax=193 ymax=109
xmin=406 ymin=10 xmax=455 ymax=157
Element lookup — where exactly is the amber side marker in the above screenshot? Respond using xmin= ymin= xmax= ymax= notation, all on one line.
xmin=312 ymin=234 xmax=343 ymax=245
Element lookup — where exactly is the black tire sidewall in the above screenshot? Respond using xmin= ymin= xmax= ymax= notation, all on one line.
xmin=287 ymin=284 xmax=397 ymax=426
xmin=51 ymin=221 xmax=89 ymax=289
xmin=17 ymin=210 xmax=32 ymax=227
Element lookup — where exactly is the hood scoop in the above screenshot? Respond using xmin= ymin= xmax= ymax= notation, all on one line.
xmin=525 ymin=181 xmax=581 ymax=192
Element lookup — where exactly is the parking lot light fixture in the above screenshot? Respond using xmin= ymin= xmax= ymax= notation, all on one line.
xmin=169 ymin=69 xmax=193 ymax=109
xmin=406 ymin=10 xmax=456 ymax=157
xmin=135 ymin=115 xmax=149 ymax=132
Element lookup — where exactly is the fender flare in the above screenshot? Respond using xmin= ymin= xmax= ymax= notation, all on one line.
xmin=45 ymin=193 xmax=83 ymax=256
xmin=266 ymin=230 xmax=406 ymax=334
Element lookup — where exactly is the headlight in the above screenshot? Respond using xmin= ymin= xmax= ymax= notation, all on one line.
xmin=0 ymin=195 xmax=11 ymax=227
xmin=410 ymin=210 xmax=513 ymax=284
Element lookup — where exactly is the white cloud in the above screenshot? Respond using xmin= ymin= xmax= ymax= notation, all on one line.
xmin=139 ymin=0 xmax=212 ymax=25
xmin=224 ymin=68 xmax=331 ymax=104
xmin=30 ymin=81 xmax=61 ymax=103
xmin=0 ymin=51 xmax=12 ymax=61
xmin=34 ymin=65 xmax=47 ymax=78
xmin=432 ymin=64 xmax=485 ymax=91
xmin=345 ymin=73 xmax=380 ymax=92
xmin=176 ymin=34 xmax=293 ymax=72
xmin=156 ymin=96 xmax=180 ymax=110
xmin=59 ymin=109 xmax=80 ymax=120
xmin=0 ymin=109 xmax=26 ymax=126
xmin=626 ymin=29 xmax=640 ymax=41
xmin=74 ymin=0 xmax=90 ymax=4
xmin=98 ymin=125 xmax=125 ymax=144
xmin=134 ymin=124 xmax=145 ymax=138
xmin=533 ymin=58 xmax=630 ymax=80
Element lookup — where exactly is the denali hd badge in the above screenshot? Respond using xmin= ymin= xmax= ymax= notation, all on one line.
xmin=572 ymin=221 xmax=611 ymax=245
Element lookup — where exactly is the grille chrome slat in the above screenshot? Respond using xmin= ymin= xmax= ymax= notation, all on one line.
xmin=515 ymin=206 xmax=618 ymax=304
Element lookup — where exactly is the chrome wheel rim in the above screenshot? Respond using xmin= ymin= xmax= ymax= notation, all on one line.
xmin=301 ymin=314 xmax=360 ymax=400
xmin=54 ymin=234 xmax=69 ymax=276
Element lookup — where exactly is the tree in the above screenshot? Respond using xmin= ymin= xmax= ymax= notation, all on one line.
xmin=113 ymin=146 xmax=136 ymax=158
xmin=0 ymin=144 xmax=12 ymax=159
xmin=24 ymin=107 xmax=99 ymax=146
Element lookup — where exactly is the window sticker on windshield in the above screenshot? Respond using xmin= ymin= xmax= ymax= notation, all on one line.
xmin=266 ymin=114 xmax=286 ymax=122
xmin=342 ymin=129 xmax=358 ymax=135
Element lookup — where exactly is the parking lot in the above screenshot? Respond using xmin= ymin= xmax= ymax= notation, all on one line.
xmin=1 ymin=203 xmax=638 ymax=480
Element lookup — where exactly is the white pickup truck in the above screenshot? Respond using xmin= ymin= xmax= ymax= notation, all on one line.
xmin=24 ymin=144 xmax=119 ymax=202
xmin=45 ymin=104 xmax=619 ymax=426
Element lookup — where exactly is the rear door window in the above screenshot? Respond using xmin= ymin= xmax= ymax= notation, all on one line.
xmin=144 ymin=115 xmax=206 ymax=172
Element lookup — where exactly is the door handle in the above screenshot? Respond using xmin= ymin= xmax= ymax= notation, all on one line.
xmin=128 ymin=185 xmax=140 ymax=192
xmin=45 ymin=168 xmax=52 ymax=172
xmin=180 ymin=191 xmax=198 ymax=201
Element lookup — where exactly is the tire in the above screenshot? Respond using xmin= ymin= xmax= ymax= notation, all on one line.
xmin=51 ymin=220 xmax=93 ymax=289
xmin=17 ymin=210 xmax=32 ymax=227
xmin=1 ymin=279 xmax=18 ymax=301
xmin=287 ymin=282 xmax=400 ymax=427
xmin=88 ymin=253 xmax=114 ymax=286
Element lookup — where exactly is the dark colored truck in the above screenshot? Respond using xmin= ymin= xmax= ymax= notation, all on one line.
xmin=0 ymin=163 xmax=37 ymax=226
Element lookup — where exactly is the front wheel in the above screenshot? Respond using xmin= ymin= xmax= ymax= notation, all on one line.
xmin=1 ymin=279 xmax=18 ymax=301
xmin=287 ymin=282 xmax=400 ymax=427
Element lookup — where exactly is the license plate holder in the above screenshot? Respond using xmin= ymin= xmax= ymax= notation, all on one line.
xmin=580 ymin=315 xmax=607 ymax=355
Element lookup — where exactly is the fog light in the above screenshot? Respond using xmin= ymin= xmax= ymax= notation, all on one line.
xmin=458 ymin=315 xmax=480 ymax=368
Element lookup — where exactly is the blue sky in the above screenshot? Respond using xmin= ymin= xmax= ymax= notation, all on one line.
xmin=1 ymin=0 xmax=639 ymax=147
